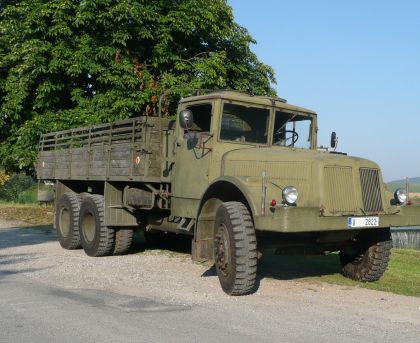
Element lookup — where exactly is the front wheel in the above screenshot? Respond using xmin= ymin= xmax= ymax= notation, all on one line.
xmin=214 ymin=202 xmax=257 ymax=295
xmin=339 ymin=228 xmax=392 ymax=282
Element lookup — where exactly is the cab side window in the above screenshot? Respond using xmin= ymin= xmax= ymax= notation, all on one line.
xmin=220 ymin=103 xmax=269 ymax=144
xmin=186 ymin=104 xmax=212 ymax=132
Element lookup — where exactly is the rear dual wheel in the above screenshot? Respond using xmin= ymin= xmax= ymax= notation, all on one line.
xmin=56 ymin=193 xmax=133 ymax=256
xmin=56 ymin=192 xmax=82 ymax=250
xmin=78 ymin=194 xmax=115 ymax=257
xmin=78 ymin=194 xmax=133 ymax=257
xmin=113 ymin=229 xmax=134 ymax=255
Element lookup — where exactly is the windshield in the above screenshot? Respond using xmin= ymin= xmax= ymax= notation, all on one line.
xmin=220 ymin=103 xmax=269 ymax=144
xmin=273 ymin=111 xmax=312 ymax=149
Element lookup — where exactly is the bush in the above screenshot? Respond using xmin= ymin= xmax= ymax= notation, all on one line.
xmin=17 ymin=187 xmax=38 ymax=204
xmin=0 ymin=170 xmax=10 ymax=186
xmin=0 ymin=173 xmax=35 ymax=203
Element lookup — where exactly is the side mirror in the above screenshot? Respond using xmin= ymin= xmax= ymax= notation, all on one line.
xmin=330 ymin=132 xmax=338 ymax=149
xmin=179 ymin=109 xmax=193 ymax=130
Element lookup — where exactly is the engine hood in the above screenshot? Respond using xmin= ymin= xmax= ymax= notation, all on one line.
xmin=221 ymin=147 xmax=387 ymax=216
xmin=221 ymin=147 xmax=380 ymax=170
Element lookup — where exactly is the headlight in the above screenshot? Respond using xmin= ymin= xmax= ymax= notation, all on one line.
xmin=394 ymin=188 xmax=408 ymax=205
xmin=282 ymin=186 xmax=298 ymax=205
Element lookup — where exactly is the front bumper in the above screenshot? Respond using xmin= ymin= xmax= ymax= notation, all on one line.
xmin=254 ymin=205 xmax=420 ymax=233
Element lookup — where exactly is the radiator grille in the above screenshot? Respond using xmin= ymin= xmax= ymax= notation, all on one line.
xmin=324 ymin=166 xmax=359 ymax=213
xmin=360 ymin=168 xmax=383 ymax=212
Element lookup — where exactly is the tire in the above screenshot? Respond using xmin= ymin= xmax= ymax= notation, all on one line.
xmin=113 ymin=229 xmax=134 ymax=255
xmin=78 ymin=194 xmax=115 ymax=257
xmin=214 ymin=201 xmax=257 ymax=295
xmin=339 ymin=228 xmax=392 ymax=282
xmin=55 ymin=192 xmax=82 ymax=249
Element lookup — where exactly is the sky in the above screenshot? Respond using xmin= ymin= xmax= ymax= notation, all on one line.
xmin=228 ymin=0 xmax=420 ymax=182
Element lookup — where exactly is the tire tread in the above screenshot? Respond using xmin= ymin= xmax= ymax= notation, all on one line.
xmin=340 ymin=229 xmax=392 ymax=282
xmin=56 ymin=192 xmax=82 ymax=250
xmin=219 ymin=201 xmax=257 ymax=295
xmin=113 ymin=229 xmax=134 ymax=255
xmin=79 ymin=194 xmax=115 ymax=257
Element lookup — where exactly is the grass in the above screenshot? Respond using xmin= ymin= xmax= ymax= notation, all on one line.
xmin=260 ymin=249 xmax=420 ymax=297
xmin=0 ymin=187 xmax=38 ymax=204
xmin=0 ymin=203 xmax=54 ymax=226
xmin=16 ymin=186 xmax=39 ymax=203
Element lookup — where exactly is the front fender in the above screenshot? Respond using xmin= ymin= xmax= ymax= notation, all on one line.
xmin=199 ymin=176 xmax=260 ymax=218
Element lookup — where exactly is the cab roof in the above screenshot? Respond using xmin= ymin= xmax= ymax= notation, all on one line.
xmin=179 ymin=90 xmax=317 ymax=115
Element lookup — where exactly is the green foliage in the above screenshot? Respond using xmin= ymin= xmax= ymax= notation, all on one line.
xmin=0 ymin=170 xmax=10 ymax=186
xmin=0 ymin=0 xmax=276 ymax=172
xmin=17 ymin=187 xmax=38 ymax=204
xmin=0 ymin=173 xmax=35 ymax=202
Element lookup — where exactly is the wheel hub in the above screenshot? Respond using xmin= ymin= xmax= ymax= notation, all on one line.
xmin=59 ymin=208 xmax=71 ymax=237
xmin=82 ymin=212 xmax=95 ymax=243
xmin=215 ymin=223 xmax=230 ymax=277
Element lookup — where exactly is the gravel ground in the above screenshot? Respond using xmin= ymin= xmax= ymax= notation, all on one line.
xmin=1 ymin=219 xmax=420 ymax=342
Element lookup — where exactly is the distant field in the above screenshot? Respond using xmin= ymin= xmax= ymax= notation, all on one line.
xmin=386 ymin=178 xmax=420 ymax=204
xmin=387 ymin=182 xmax=420 ymax=193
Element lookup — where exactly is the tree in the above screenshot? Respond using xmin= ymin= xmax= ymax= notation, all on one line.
xmin=0 ymin=0 xmax=276 ymax=172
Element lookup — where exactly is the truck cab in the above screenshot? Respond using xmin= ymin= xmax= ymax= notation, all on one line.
xmin=169 ymin=91 xmax=420 ymax=294
xmin=171 ymin=91 xmax=316 ymax=216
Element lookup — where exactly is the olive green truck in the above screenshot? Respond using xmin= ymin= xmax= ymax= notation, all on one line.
xmin=36 ymin=91 xmax=420 ymax=295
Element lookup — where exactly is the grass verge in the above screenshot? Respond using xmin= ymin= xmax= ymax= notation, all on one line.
xmin=0 ymin=204 xmax=54 ymax=226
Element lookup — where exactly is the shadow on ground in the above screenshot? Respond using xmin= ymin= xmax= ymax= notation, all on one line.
xmin=49 ymin=288 xmax=191 ymax=313
xmin=129 ymin=233 xmax=342 ymax=281
xmin=0 ymin=225 xmax=56 ymax=250
xmin=0 ymin=267 xmax=51 ymax=280
xmin=200 ymin=252 xmax=342 ymax=283
xmin=0 ymin=224 xmax=343 ymax=282
xmin=0 ymin=252 xmax=52 ymax=280
xmin=257 ymin=252 xmax=341 ymax=280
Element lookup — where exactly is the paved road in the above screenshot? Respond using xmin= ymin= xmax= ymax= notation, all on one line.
xmin=0 ymin=223 xmax=419 ymax=343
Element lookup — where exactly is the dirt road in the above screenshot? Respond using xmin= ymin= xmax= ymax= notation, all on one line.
xmin=0 ymin=220 xmax=419 ymax=342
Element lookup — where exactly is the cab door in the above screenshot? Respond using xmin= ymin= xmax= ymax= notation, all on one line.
xmin=171 ymin=102 xmax=214 ymax=218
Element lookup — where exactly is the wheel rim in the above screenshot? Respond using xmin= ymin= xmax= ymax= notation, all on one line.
xmin=82 ymin=212 xmax=95 ymax=243
xmin=215 ymin=223 xmax=231 ymax=277
xmin=59 ymin=208 xmax=71 ymax=237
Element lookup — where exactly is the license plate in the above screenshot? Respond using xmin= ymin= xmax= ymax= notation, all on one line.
xmin=347 ymin=217 xmax=379 ymax=228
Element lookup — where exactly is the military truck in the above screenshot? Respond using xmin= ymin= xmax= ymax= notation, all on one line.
xmin=36 ymin=91 xmax=420 ymax=295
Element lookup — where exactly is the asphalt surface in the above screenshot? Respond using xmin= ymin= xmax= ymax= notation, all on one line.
xmin=0 ymin=223 xmax=419 ymax=343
